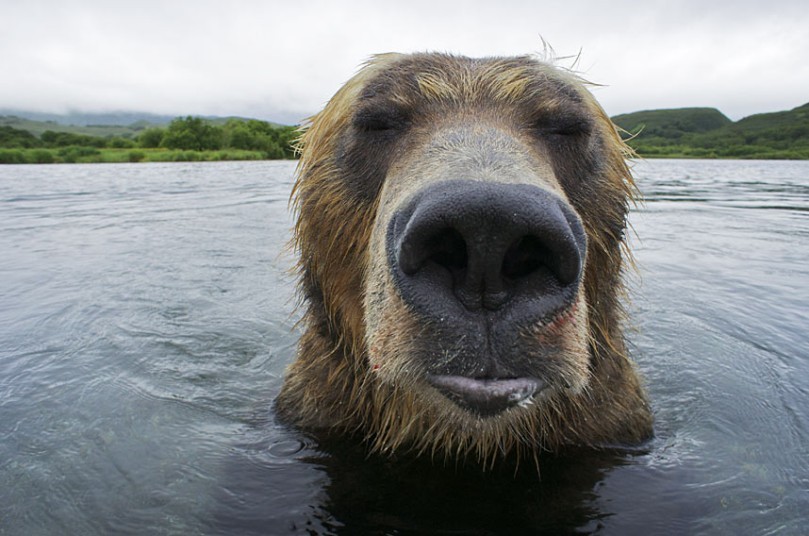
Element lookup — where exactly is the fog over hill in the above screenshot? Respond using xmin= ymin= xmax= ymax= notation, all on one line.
xmin=0 ymin=109 xmax=292 ymax=128
xmin=0 ymin=109 xmax=182 ymax=127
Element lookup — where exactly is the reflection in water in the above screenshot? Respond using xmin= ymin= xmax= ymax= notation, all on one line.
xmin=1 ymin=159 xmax=808 ymax=534
xmin=214 ymin=427 xmax=636 ymax=535
xmin=317 ymin=446 xmax=632 ymax=534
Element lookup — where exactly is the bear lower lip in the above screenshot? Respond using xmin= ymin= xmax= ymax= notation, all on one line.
xmin=428 ymin=375 xmax=544 ymax=417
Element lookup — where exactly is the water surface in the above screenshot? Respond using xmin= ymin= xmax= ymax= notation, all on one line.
xmin=1 ymin=159 xmax=807 ymax=534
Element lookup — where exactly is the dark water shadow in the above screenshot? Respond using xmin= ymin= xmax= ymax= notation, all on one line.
xmin=211 ymin=420 xmax=640 ymax=535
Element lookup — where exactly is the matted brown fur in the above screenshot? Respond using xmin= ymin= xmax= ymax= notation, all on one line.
xmin=276 ymin=52 xmax=652 ymax=467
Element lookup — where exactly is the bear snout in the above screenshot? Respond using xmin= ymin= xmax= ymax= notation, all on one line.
xmin=387 ymin=180 xmax=587 ymax=325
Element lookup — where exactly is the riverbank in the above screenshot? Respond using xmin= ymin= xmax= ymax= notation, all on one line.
xmin=629 ymin=144 xmax=809 ymax=160
xmin=0 ymin=147 xmax=281 ymax=164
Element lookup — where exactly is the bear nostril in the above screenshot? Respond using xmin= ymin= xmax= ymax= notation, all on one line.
xmin=426 ymin=228 xmax=468 ymax=274
xmin=399 ymin=227 xmax=467 ymax=276
xmin=424 ymin=228 xmax=468 ymax=273
xmin=501 ymin=235 xmax=581 ymax=286
xmin=501 ymin=235 xmax=554 ymax=281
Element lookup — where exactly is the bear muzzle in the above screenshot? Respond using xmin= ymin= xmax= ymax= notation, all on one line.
xmin=385 ymin=180 xmax=588 ymax=416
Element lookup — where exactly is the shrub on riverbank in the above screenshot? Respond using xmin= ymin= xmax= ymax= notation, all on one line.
xmin=0 ymin=116 xmax=299 ymax=163
xmin=0 ymin=147 xmax=274 ymax=164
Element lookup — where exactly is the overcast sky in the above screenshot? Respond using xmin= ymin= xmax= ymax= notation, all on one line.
xmin=2 ymin=0 xmax=807 ymax=123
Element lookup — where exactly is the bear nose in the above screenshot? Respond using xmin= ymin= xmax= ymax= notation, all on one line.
xmin=390 ymin=180 xmax=586 ymax=316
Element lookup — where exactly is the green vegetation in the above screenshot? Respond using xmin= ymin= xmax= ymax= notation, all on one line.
xmin=0 ymin=115 xmax=298 ymax=164
xmin=613 ymin=104 xmax=809 ymax=159
xmin=0 ymin=147 xmax=279 ymax=164
xmin=3 ymin=102 xmax=809 ymax=163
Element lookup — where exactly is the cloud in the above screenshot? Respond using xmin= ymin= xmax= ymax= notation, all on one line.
xmin=2 ymin=0 xmax=807 ymax=122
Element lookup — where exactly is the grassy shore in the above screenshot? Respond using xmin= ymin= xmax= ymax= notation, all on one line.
xmin=0 ymin=147 xmax=275 ymax=164
xmin=628 ymin=145 xmax=809 ymax=160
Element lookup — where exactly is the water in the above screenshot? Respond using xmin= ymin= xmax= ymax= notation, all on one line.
xmin=1 ymin=159 xmax=807 ymax=534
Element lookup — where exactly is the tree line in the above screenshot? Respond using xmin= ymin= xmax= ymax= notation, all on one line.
xmin=0 ymin=116 xmax=299 ymax=163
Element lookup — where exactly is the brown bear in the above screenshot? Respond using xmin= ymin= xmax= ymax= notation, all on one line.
xmin=276 ymin=52 xmax=653 ymax=467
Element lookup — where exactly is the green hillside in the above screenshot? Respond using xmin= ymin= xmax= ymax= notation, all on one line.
xmin=613 ymin=104 xmax=809 ymax=159
xmin=613 ymin=107 xmax=732 ymax=137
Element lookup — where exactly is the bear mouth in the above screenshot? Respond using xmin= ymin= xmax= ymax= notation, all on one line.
xmin=428 ymin=375 xmax=545 ymax=417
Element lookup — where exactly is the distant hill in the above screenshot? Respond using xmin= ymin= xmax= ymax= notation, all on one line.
xmin=612 ymin=108 xmax=732 ymax=138
xmin=0 ymin=115 xmax=150 ymax=138
xmin=0 ymin=111 xmax=289 ymax=138
xmin=731 ymin=103 xmax=809 ymax=134
xmin=611 ymin=104 xmax=809 ymax=159
xmin=0 ymin=110 xmax=177 ymax=127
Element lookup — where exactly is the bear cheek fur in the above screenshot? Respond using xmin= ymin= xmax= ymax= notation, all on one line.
xmin=363 ymin=227 xmax=424 ymax=387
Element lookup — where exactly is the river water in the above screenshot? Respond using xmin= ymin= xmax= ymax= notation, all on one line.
xmin=1 ymin=159 xmax=807 ymax=534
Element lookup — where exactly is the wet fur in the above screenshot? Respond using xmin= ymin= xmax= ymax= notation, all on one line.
xmin=276 ymin=52 xmax=652 ymax=466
